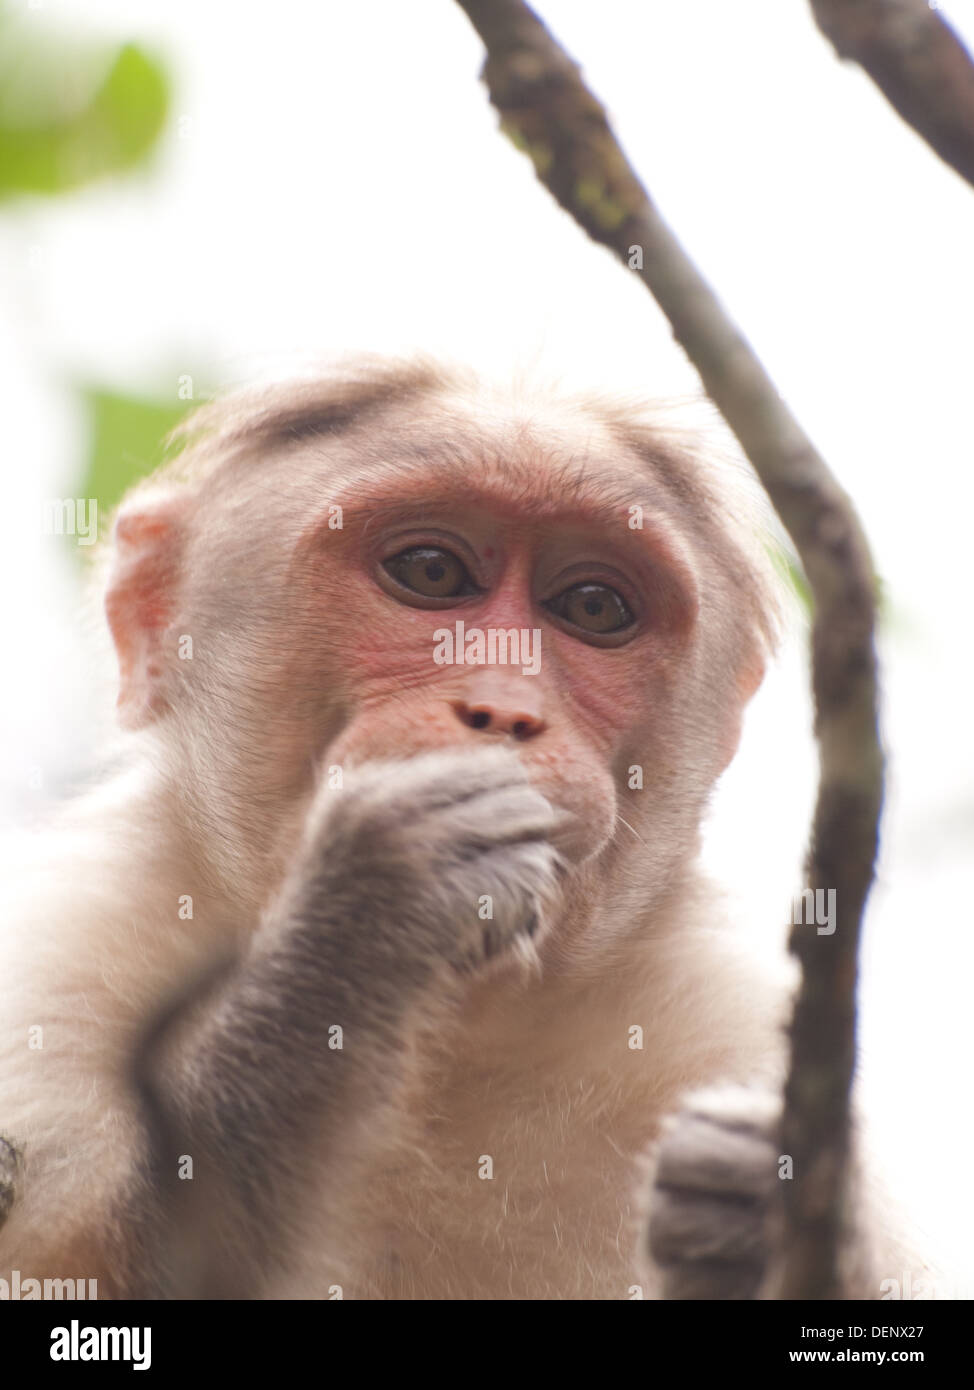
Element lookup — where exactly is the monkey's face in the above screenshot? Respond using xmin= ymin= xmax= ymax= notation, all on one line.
xmin=292 ymin=488 xmax=699 ymax=866
xmin=107 ymin=374 xmax=774 ymax=907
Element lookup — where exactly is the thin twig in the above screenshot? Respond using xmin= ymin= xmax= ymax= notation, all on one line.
xmin=0 ymin=1135 xmax=20 ymax=1230
xmin=454 ymin=0 xmax=884 ymax=1299
xmin=811 ymin=0 xmax=974 ymax=190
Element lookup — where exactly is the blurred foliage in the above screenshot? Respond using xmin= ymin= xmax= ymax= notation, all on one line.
xmin=80 ymin=388 xmax=194 ymax=516
xmin=0 ymin=7 xmax=203 ymax=529
xmin=0 ymin=7 xmax=168 ymax=200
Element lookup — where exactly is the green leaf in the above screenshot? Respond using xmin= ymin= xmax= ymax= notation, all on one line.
xmin=0 ymin=28 xmax=169 ymax=200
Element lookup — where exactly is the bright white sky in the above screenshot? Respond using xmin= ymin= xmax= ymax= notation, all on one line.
xmin=1 ymin=0 xmax=972 ymax=1286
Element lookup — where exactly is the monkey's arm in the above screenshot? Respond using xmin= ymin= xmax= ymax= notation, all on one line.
xmin=128 ymin=747 xmax=560 ymax=1297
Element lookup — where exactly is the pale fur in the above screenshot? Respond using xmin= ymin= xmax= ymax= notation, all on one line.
xmin=0 ymin=774 xmax=784 ymax=1298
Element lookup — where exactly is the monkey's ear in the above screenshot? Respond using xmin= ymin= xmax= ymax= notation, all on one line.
xmin=717 ymin=649 xmax=767 ymax=773
xmin=105 ymin=494 xmax=190 ymax=730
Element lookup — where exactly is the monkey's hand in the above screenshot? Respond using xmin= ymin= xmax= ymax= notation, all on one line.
xmin=285 ymin=745 xmax=564 ymax=980
xmin=646 ymin=1086 xmax=779 ymax=1300
xmin=143 ymin=746 xmax=562 ymax=1135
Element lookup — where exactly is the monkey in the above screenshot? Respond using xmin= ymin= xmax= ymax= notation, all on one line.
xmin=0 ymin=357 xmax=930 ymax=1299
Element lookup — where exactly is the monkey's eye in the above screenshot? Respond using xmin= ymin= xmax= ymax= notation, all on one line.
xmin=546 ymin=582 xmax=634 ymax=634
xmin=382 ymin=546 xmax=477 ymax=599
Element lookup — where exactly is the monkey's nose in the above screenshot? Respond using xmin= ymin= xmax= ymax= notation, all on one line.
xmin=453 ymin=702 xmax=546 ymax=740
xmin=452 ymin=671 xmax=547 ymax=740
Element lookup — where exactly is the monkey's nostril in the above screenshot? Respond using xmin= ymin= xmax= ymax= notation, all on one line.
xmin=452 ymin=701 xmax=544 ymax=739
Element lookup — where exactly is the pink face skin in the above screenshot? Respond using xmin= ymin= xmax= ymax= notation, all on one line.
xmin=281 ymin=469 xmax=695 ymax=861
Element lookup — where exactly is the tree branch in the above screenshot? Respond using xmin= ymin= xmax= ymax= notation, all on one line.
xmin=454 ymin=0 xmax=884 ymax=1299
xmin=0 ymin=1135 xmax=19 ymax=1230
xmin=811 ymin=0 xmax=974 ymax=190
